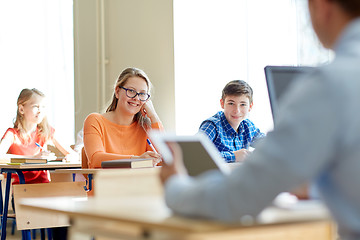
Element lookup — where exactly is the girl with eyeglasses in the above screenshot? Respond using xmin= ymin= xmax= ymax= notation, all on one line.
xmin=83 ymin=67 xmax=163 ymax=168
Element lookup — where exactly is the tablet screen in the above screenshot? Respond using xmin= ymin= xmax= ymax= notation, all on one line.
xmin=173 ymin=140 xmax=222 ymax=176
xmin=149 ymin=131 xmax=230 ymax=176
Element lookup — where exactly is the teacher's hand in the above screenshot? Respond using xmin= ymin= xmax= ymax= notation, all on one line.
xmin=159 ymin=142 xmax=187 ymax=184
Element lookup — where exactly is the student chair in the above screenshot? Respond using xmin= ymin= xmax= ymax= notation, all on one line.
xmin=81 ymin=147 xmax=89 ymax=169
xmin=13 ymin=181 xmax=87 ymax=238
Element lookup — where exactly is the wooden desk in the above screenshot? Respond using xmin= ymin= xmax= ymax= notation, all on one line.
xmin=0 ymin=162 xmax=81 ymax=170
xmin=0 ymin=162 xmax=81 ymax=240
xmin=54 ymin=168 xmax=100 ymax=175
xmin=20 ymin=195 xmax=335 ymax=240
xmin=54 ymin=168 xmax=118 ymax=192
xmin=54 ymin=167 xmax=160 ymax=193
xmin=54 ymin=168 xmax=100 ymax=191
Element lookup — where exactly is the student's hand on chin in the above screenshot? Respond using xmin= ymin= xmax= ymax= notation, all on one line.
xmin=142 ymin=100 xmax=156 ymax=117
xmin=159 ymin=142 xmax=187 ymax=184
xmin=140 ymin=106 xmax=147 ymax=117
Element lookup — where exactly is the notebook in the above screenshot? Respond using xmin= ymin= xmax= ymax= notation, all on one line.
xmin=149 ymin=131 xmax=231 ymax=176
xmin=264 ymin=65 xmax=314 ymax=124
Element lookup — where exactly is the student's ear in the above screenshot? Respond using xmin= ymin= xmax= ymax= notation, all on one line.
xmin=248 ymin=102 xmax=253 ymax=112
xmin=115 ymin=86 xmax=120 ymax=99
xmin=220 ymin=99 xmax=225 ymax=109
xmin=18 ymin=105 xmax=25 ymax=114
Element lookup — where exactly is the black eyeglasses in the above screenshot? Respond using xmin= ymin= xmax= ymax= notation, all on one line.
xmin=120 ymin=87 xmax=150 ymax=101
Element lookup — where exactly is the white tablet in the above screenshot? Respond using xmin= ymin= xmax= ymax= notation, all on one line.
xmin=149 ymin=131 xmax=231 ymax=176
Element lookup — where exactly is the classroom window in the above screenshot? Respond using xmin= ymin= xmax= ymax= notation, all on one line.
xmin=174 ymin=0 xmax=333 ymax=135
xmin=0 ymin=0 xmax=74 ymax=144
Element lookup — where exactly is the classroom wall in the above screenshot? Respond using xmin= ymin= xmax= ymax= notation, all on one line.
xmin=74 ymin=0 xmax=175 ymax=135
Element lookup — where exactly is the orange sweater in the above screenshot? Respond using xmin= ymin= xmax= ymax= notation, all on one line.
xmin=83 ymin=113 xmax=164 ymax=168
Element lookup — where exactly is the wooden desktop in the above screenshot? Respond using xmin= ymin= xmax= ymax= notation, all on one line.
xmin=20 ymin=195 xmax=335 ymax=240
xmin=19 ymin=168 xmax=336 ymax=240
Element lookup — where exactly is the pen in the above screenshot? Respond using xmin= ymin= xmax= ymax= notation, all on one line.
xmin=35 ymin=142 xmax=44 ymax=151
xmin=147 ymin=139 xmax=158 ymax=154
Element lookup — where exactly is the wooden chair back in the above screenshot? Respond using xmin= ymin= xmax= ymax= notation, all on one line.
xmin=81 ymin=147 xmax=89 ymax=169
xmin=13 ymin=181 xmax=87 ymax=230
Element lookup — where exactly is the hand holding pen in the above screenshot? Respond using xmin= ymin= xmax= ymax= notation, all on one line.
xmin=147 ymin=139 xmax=162 ymax=165
xmin=35 ymin=142 xmax=56 ymax=160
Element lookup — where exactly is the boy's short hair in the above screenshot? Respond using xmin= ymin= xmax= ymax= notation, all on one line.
xmin=222 ymin=80 xmax=253 ymax=103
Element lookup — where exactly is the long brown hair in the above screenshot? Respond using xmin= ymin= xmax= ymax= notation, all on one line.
xmin=14 ymin=88 xmax=52 ymax=142
xmin=106 ymin=67 xmax=152 ymax=130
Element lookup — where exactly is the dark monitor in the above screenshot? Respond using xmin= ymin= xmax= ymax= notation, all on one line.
xmin=264 ymin=66 xmax=314 ymax=124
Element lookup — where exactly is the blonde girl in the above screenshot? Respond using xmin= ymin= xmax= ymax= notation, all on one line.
xmin=0 ymin=88 xmax=77 ymax=184
xmin=83 ymin=67 xmax=163 ymax=168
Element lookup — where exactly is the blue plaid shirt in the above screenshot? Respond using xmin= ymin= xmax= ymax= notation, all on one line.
xmin=199 ymin=111 xmax=265 ymax=163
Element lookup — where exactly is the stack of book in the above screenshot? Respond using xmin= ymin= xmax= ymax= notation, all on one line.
xmin=10 ymin=158 xmax=47 ymax=164
xmin=101 ymin=158 xmax=154 ymax=169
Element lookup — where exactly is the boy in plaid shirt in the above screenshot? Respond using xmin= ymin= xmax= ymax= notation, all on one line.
xmin=199 ymin=80 xmax=264 ymax=163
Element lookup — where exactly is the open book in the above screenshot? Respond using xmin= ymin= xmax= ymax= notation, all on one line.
xmin=101 ymin=158 xmax=154 ymax=169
